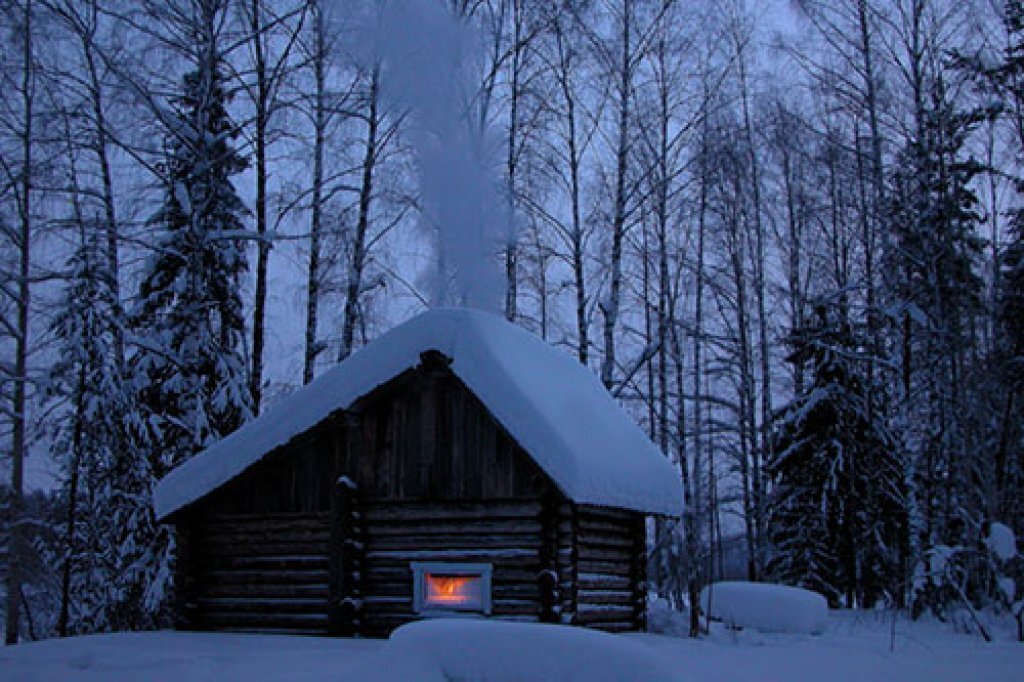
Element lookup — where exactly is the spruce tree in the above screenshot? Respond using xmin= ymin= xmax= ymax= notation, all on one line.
xmin=49 ymin=225 xmax=119 ymax=633
xmin=49 ymin=224 xmax=169 ymax=632
xmin=885 ymin=75 xmax=986 ymax=591
xmin=131 ymin=36 xmax=252 ymax=479
xmin=994 ymin=1 xmax=1024 ymax=531
xmin=768 ymin=303 xmax=905 ymax=607
xmin=125 ymin=4 xmax=251 ymax=626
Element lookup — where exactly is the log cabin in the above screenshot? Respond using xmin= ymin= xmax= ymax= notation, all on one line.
xmin=153 ymin=308 xmax=682 ymax=637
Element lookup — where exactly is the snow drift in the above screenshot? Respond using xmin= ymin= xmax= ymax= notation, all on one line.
xmin=700 ymin=581 xmax=829 ymax=635
xmin=357 ymin=619 xmax=684 ymax=682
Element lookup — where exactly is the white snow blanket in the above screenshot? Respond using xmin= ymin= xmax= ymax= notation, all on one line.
xmin=154 ymin=308 xmax=682 ymax=519
xmin=3 ymin=612 xmax=1023 ymax=681
xmin=357 ymin=619 xmax=683 ymax=682
xmin=700 ymin=581 xmax=829 ymax=635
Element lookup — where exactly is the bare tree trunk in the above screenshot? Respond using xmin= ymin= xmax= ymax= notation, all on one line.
xmin=777 ymin=105 xmax=805 ymax=393
xmin=728 ymin=182 xmax=759 ymax=581
xmin=304 ymin=0 xmax=326 ymax=383
xmin=504 ymin=0 xmax=522 ymax=323
xmin=58 ymin=363 xmax=86 ymax=638
xmin=689 ymin=95 xmax=711 ymax=635
xmin=5 ymin=0 xmax=33 ymax=645
xmin=56 ymin=118 xmax=89 ymax=639
xmin=248 ymin=0 xmax=269 ymax=413
xmin=242 ymin=0 xmax=305 ymax=401
xmin=74 ymin=0 xmax=123 ymax=367
xmin=552 ymin=23 xmax=589 ymax=365
xmin=736 ymin=39 xmax=768 ymax=576
xmin=600 ymin=0 xmax=632 ymax=390
xmin=858 ymin=0 xmax=886 ymax=395
xmin=339 ymin=67 xmax=380 ymax=362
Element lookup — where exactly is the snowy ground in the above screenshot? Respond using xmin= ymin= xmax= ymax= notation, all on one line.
xmin=0 ymin=611 xmax=1020 ymax=681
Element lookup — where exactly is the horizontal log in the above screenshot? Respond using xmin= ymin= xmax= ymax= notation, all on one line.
xmin=362 ymin=596 xmax=413 ymax=614
xmin=199 ymin=569 xmax=329 ymax=586
xmin=496 ymin=585 xmax=540 ymax=601
xmin=576 ymin=590 xmax=635 ymax=606
xmin=358 ymin=582 xmax=411 ymax=598
xmin=200 ymin=583 xmax=329 ymax=599
xmin=360 ymin=614 xmax=416 ymax=636
xmin=201 ymin=512 xmax=330 ymax=531
xmin=575 ymin=506 xmax=633 ymax=523
xmin=575 ymin=518 xmax=635 ymax=538
xmin=198 ymin=526 xmax=331 ymax=545
xmin=197 ymin=611 xmax=329 ymax=631
xmin=575 ymin=605 xmax=637 ymax=625
xmin=366 ymin=519 xmax=542 ymax=537
xmin=492 ymin=599 xmax=540 ymax=617
xmin=577 ymin=560 xmax=631 ymax=577
xmin=366 ymin=535 xmax=542 ymax=552
xmin=588 ymin=621 xmax=637 ymax=633
xmin=195 ymin=541 xmax=329 ymax=558
xmin=199 ymin=555 xmax=328 ymax=571
xmin=577 ymin=574 xmax=630 ymax=591
xmin=575 ymin=533 xmax=635 ymax=551
xmin=197 ymin=597 xmax=327 ymax=614
xmin=362 ymin=501 xmax=543 ymax=522
xmin=574 ymin=546 xmax=632 ymax=563
xmin=365 ymin=548 xmax=539 ymax=564
xmin=362 ymin=566 xmax=544 ymax=586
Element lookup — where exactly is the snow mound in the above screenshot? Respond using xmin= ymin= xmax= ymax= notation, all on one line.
xmin=357 ymin=619 xmax=684 ymax=682
xmin=700 ymin=581 xmax=828 ymax=635
xmin=986 ymin=522 xmax=1017 ymax=562
xmin=155 ymin=308 xmax=682 ymax=519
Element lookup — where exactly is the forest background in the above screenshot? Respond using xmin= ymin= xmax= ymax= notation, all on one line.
xmin=1 ymin=0 xmax=1022 ymax=644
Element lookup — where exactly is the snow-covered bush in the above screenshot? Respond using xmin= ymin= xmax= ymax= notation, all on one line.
xmin=647 ymin=594 xmax=693 ymax=637
xmin=699 ymin=581 xmax=828 ymax=635
xmin=984 ymin=522 xmax=1022 ymax=641
xmin=911 ymin=522 xmax=1022 ymax=641
xmin=358 ymin=619 xmax=684 ymax=681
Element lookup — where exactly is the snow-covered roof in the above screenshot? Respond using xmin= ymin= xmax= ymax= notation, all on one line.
xmin=153 ymin=308 xmax=683 ymax=520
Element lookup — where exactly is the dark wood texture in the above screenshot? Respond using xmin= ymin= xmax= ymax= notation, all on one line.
xmin=338 ymin=353 xmax=548 ymax=502
xmin=170 ymin=356 xmax=651 ymax=636
xmin=187 ymin=511 xmax=330 ymax=634
xmin=573 ymin=506 xmax=646 ymax=632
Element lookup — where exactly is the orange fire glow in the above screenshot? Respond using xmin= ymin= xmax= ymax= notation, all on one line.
xmin=425 ymin=574 xmax=477 ymax=606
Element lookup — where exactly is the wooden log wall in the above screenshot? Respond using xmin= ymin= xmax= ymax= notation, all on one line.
xmin=358 ymin=499 xmax=555 ymax=636
xmin=185 ymin=511 xmax=331 ymax=634
xmin=572 ymin=505 xmax=646 ymax=632
xmin=169 ymin=356 xmax=654 ymax=636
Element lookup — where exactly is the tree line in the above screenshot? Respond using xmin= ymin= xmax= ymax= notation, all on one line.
xmin=1 ymin=0 xmax=1022 ymax=642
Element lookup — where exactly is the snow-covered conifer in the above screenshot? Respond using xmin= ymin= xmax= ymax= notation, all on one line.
xmin=130 ymin=1 xmax=252 ymax=478
xmin=768 ymin=302 xmax=906 ymax=607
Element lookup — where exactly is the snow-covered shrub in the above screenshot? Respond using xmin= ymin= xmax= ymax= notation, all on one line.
xmin=647 ymin=594 xmax=693 ymax=637
xmin=699 ymin=581 xmax=828 ymax=634
xmin=984 ymin=522 xmax=1022 ymax=641
xmin=358 ymin=619 xmax=684 ymax=681
xmin=911 ymin=522 xmax=1022 ymax=641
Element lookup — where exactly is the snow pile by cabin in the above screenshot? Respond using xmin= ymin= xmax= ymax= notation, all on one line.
xmin=154 ymin=308 xmax=682 ymax=636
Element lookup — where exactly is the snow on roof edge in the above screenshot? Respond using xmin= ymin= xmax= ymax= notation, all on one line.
xmin=154 ymin=308 xmax=683 ymax=520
